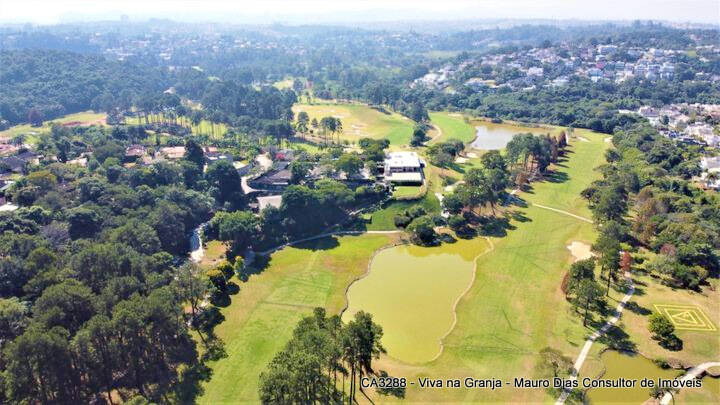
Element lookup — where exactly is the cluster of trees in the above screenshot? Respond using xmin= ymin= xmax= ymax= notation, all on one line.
xmin=258 ymin=308 xmax=386 ymax=404
xmin=0 ymin=50 xmax=169 ymax=125
xmin=583 ymin=123 xmax=718 ymax=291
xmin=207 ymin=178 xmax=386 ymax=255
xmin=426 ymin=139 xmax=464 ymax=166
xmin=0 ymin=124 xmax=264 ymax=403
xmin=648 ymin=312 xmax=682 ymax=350
xmin=506 ymin=132 xmax=566 ymax=185
xmin=562 ymin=258 xmax=606 ymax=327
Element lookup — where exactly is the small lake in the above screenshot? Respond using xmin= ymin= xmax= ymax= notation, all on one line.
xmin=470 ymin=122 xmax=556 ymax=150
xmin=342 ymin=238 xmax=488 ymax=364
xmin=585 ymin=350 xmax=681 ymax=404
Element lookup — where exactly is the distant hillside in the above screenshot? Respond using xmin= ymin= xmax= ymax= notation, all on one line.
xmin=0 ymin=49 xmax=170 ymax=125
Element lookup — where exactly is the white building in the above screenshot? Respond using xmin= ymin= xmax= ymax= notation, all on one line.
xmin=699 ymin=156 xmax=720 ymax=189
xmin=383 ymin=151 xmax=424 ymax=184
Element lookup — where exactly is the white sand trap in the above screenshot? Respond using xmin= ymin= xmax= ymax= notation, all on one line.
xmin=567 ymin=241 xmax=594 ymax=262
xmin=449 ymin=113 xmax=462 ymax=117
xmin=455 ymin=157 xmax=468 ymax=163
xmin=604 ymin=137 xmax=612 ymax=143
xmin=577 ymin=136 xmax=590 ymax=142
xmin=466 ymin=152 xmax=478 ymax=158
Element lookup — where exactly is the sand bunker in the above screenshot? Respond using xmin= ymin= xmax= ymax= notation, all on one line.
xmin=466 ymin=152 xmax=478 ymax=158
xmin=455 ymin=157 xmax=468 ymax=163
xmin=567 ymin=241 xmax=594 ymax=262
xmin=577 ymin=136 xmax=590 ymax=142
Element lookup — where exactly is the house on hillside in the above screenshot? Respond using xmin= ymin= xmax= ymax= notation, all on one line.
xmin=247 ymin=161 xmax=292 ymax=191
xmin=382 ymin=151 xmax=425 ymax=185
xmin=0 ymin=151 xmax=39 ymax=174
xmin=700 ymin=156 xmax=720 ymax=190
xmin=158 ymin=146 xmax=186 ymax=160
xmin=205 ymin=150 xmax=233 ymax=165
xmin=125 ymin=144 xmax=147 ymax=161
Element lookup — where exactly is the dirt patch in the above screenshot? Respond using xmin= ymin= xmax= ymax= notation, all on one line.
xmin=466 ymin=152 xmax=478 ymax=158
xmin=567 ymin=241 xmax=594 ymax=262
xmin=455 ymin=156 xmax=468 ymax=164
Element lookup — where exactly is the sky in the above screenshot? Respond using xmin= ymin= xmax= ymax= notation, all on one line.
xmin=0 ymin=0 xmax=718 ymax=25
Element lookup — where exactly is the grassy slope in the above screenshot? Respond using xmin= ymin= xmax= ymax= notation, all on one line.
xmin=0 ymin=111 xmax=107 ymax=142
xmin=198 ymin=234 xmax=395 ymax=404
xmin=524 ymin=130 xmax=610 ymax=219
xmin=369 ymin=130 xmax=607 ymax=403
xmin=429 ymin=111 xmax=476 ymax=144
xmin=291 ymin=103 xmax=414 ymax=147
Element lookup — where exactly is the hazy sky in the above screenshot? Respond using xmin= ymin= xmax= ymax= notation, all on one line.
xmin=0 ymin=0 xmax=718 ymax=25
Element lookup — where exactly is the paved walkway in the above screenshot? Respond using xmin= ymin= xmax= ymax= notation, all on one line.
xmin=532 ymin=203 xmax=594 ymax=224
xmin=556 ymin=270 xmax=635 ymax=404
xmin=659 ymin=362 xmax=720 ymax=405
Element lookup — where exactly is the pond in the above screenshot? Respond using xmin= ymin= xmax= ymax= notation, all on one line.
xmin=585 ymin=350 xmax=681 ymax=404
xmin=470 ymin=121 xmax=556 ymax=150
xmin=342 ymin=238 xmax=488 ymax=364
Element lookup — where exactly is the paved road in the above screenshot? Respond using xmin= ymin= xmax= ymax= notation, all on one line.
xmin=556 ymin=270 xmax=635 ymax=404
xmin=659 ymin=362 xmax=720 ymax=405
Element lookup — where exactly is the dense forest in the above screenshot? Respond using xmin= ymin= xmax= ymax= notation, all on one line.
xmin=0 ymin=50 xmax=170 ymax=125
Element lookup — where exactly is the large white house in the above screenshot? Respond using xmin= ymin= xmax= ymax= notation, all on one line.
xmin=700 ymin=156 xmax=720 ymax=190
xmin=383 ymin=151 xmax=425 ymax=185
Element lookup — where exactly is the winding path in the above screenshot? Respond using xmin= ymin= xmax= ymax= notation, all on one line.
xmin=555 ymin=270 xmax=635 ymax=405
xmin=659 ymin=362 xmax=720 ymax=405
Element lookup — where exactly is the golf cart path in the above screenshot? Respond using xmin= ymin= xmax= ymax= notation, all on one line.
xmin=556 ymin=270 xmax=635 ymax=404
xmin=510 ymin=188 xmax=594 ymax=224
xmin=659 ymin=362 xmax=720 ymax=405
xmin=532 ymin=203 xmax=594 ymax=223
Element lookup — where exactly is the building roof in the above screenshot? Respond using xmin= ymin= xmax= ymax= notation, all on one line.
xmin=125 ymin=144 xmax=146 ymax=157
xmin=257 ymin=195 xmax=283 ymax=211
xmin=385 ymin=151 xmax=422 ymax=168
xmin=159 ymin=146 xmax=186 ymax=159
xmin=701 ymin=156 xmax=720 ymax=170
xmin=386 ymin=172 xmax=423 ymax=183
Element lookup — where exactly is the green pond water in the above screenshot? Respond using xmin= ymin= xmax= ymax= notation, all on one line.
xmin=342 ymin=239 xmax=486 ymax=364
xmin=470 ymin=121 xmax=555 ymax=150
xmin=586 ymin=350 xmax=682 ymax=404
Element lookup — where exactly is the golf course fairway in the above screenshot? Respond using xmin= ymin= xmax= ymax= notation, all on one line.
xmin=343 ymin=237 xmax=491 ymax=364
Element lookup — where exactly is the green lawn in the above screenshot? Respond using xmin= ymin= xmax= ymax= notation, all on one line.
xmin=0 ymin=111 xmax=107 ymax=143
xmin=292 ymin=103 xmax=414 ymax=147
xmin=523 ymin=129 xmax=609 ymax=219
xmin=392 ymin=185 xmax=424 ymax=199
xmin=429 ymin=111 xmax=476 ymax=144
xmin=125 ymin=113 xmax=229 ymax=139
xmin=363 ymin=127 xmax=609 ymax=402
xmin=198 ymin=234 xmax=396 ymax=404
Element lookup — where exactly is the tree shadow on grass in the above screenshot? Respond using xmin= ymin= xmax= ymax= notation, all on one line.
xmin=374 ymin=370 xmax=406 ymax=399
xmin=508 ymin=209 xmax=531 ymax=223
xmin=542 ymin=170 xmax=570 ymax=184
xmin=175 ymin=362 xmax=213 ymax=404
xmin=505 ymin=194 xmax=528 ymax=208
xmin=293 ymin=235 xmax=341 ymax=251
xmin=594 ymin=324 xmax=637 ymax=352
xmin=624 ymin=301 xmax=651 ymax=316
xmin=477 ymin=215 xmax=515 ymax=237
